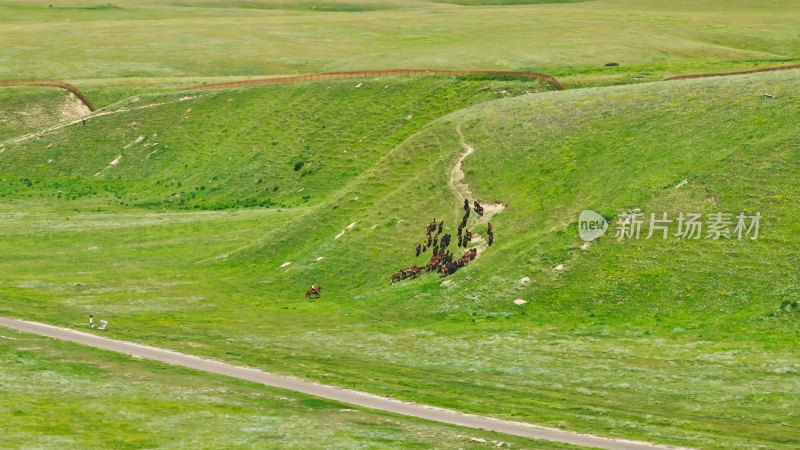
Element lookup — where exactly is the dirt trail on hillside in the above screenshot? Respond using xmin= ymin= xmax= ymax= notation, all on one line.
xmin=3 ymin=95 xmax=201 ymax=146
xmin=449 ymin=123 xmax=505 ymax=257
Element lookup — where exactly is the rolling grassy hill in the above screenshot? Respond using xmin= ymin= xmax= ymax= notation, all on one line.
xmin=1 ymin=77 xmax=553 ymax=208
xmin=1 ymin=70 xmax=798 ymax=448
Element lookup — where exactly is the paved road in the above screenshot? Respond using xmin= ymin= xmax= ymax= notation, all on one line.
xmin=0 ymin=317 xmax=675 ymax=450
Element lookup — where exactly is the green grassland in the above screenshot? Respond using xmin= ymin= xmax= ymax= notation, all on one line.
xmin=1 ymin=70 xmax=798 ymax=448
xmin=0 ymin=329 xmax=578 ymax=448
xmin=1 ymin=0 xmax=799 ymax=87
xmin=2 ymin=0 xmax=800 ymax=447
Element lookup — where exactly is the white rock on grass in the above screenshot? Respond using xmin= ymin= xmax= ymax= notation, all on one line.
xmin=518 ymin=276 xmax=530 ymax=285
xmin=555 ymin=264 xmax=564 ymax=271
xmin=514 ymin=299 xmax=527 ymax=305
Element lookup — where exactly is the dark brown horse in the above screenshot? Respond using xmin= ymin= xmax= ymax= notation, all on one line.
xmin=473 ymin=200 xmax=484 ymax=216
xmin=306 ymin=286 xmax=323 ymax=298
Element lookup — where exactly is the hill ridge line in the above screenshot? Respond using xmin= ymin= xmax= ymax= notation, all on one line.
xmin=181 ymin=69 xmax=565 ymax=91
xmin=0 ymin=317 xmax=681 ymax=450
xmin=0 ymin=78 xmax=96 ymax=111
xmin=663 ymin=63 xmax=800 ymax=81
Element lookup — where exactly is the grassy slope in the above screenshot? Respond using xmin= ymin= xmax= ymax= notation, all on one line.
xmin=0 ymin=86 xmax=81 ymax=141
xmin=0 ymin=77 xmax=552 ymax=209
xmin=0 ymin=329 xmax=577 ymax=449
xmin=0 ymin=0 xmax=798 ymax=86
xmin=0 ymin=71 xmax=797 ymax=448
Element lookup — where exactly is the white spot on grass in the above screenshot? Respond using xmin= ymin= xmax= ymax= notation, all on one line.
xmin=280 ymin=262 xmax=291 ymax=268
xmin=470 ymin=438 xmax=487 ymax=443
xmin=555 ymin=264 xmax=564 ymax=271
xmin=315 ymin=257 xmax=324 ymax=261
xmin=124 ymin=136 xmax=144 ymax=150
xmin=519 ymin=276 xmax=530 ymax=285
xmin=355 ymin=82 xmax=363 ymax=88
xmin=334 ymin=230 xmax=345 ymax=239
xmin=581 ymin=241 xmax=591 ymax=250
xmin=514 ymin=299 xmax=527 ymax=305
xmin=339 ymin=408 xmax=357 ymax=412
xmin=347 ymin=222 xmax=356 ymax=229
xmin=675 ymin=178 xmax=688 ymax=189
xmin=108 ymin=155 xmax=122 ymax=166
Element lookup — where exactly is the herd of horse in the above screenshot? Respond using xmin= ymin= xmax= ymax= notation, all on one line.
xmin=308 ymin=198 xmax=495 ymax=295
xmin=391 ymin=199 xmax=492 ymax=284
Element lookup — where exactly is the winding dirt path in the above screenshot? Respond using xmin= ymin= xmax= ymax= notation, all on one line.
xmin=0 ymin=317 xmax=676 ymax=450
xmin=450 ymin=123 xmax=505 ymax=256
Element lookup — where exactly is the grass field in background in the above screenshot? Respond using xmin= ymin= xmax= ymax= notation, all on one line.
xmin=1 ymin=0 xmax=798 ymax=87
xmin=1 ymin=71 xmax=798 ymax=448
